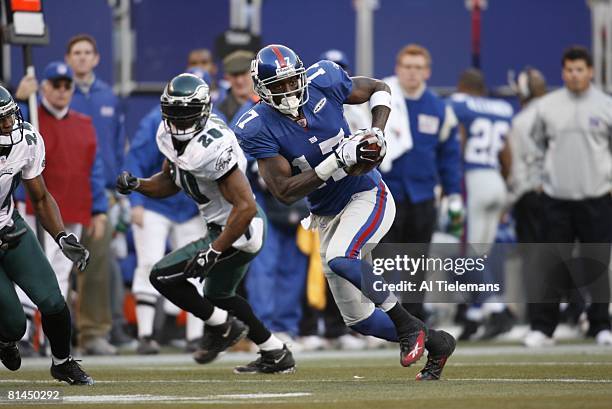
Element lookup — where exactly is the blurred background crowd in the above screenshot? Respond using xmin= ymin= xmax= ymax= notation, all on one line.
xmin=1 ymin=0 xmax=611 ymax=356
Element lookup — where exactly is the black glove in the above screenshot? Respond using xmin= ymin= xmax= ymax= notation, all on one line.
xmin=116 ymin=171 xmax=140 ymax=195
xmin=0 ymin=224 xmax=27 ymax=251
xmin=184 ymin=244 xmax=221 ymax=281
xmin=56 ymin=232 xmax=90 ymax=271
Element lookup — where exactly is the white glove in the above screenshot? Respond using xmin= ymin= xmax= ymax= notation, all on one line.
xmin=370 ymin=127 xmax=387 ymax=159
xmin=334 ymin=133 xmax=379 ymax=168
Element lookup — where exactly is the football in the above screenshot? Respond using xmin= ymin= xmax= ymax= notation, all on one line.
xmin=345 ymin=131 xmax=384 ymax=176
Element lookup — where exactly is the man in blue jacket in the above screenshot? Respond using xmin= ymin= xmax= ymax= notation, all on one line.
xmin=65 ymin=34 xmax=126 ymax=355
xmin=379 ymin=44 xmax=463 ymax=321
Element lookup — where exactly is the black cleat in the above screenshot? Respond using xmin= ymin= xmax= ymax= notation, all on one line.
xmin=458 ymin=318 xmax=480 ymax=341
xmin=480 ymin=309 xmax=516 ymax=340
xmin=233 ymin=344 xmax=295 ymax=374
xmin=193 ymin=316 xmax=248 ymax=364
xmin=416 ymin=330 xmax=456 ymax=381
xmin=0 ymin=341 xmax=21 ymax=371
xmin=398 ymin=327 xmax=427 ymax=367
xmin=51 ymin=357 xmax=94 ymax=385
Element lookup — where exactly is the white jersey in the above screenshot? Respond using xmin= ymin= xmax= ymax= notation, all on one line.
xmin=156 ymin=114 xmax=248 ymax=226
xmin=0 ymin=122 xmax=46 ymax=229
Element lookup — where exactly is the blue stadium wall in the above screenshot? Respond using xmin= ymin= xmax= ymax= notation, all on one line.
xmin=8 ymin=0 xmax=591 ymax=142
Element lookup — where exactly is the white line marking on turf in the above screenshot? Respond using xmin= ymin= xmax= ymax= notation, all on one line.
xmin=451 ymin=378 xmax=612 ymax=383
xmin=63 ymin=393 xmax=311 ymax=404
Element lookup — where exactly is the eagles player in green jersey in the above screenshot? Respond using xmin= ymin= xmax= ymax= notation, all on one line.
xmin=0 ymin=86 xmax=92 ymax=385
xmin=117 ymin=74 xmax=295 ymax=374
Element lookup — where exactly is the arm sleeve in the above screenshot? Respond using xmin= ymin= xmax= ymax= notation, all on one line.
xmin=436 ymin=107 xmax=462 ymax=195
xmin=235 ymin=112 xmax=280 ymax=159
xmin=308 ymin=60 xmax=353 ymax=105
xmin=22 ymin=130 xmax=46 ymax=180
xmin=90 ymin=147 xmax=108 ymax=214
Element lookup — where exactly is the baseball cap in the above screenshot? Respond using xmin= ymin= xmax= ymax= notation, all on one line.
xmin=223 ymin=50 xmax=255 ymax=75
xmin=43 ymin=62 xmax=74 ymax=82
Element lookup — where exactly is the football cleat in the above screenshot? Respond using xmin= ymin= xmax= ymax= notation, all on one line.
xmin=233 ymin=344 xmax=296 ymax=374
xmin=193 ymin=316 xmax=248 ymax=364
xmin=0 ymin=341 xmax=21 ymax=371
xmin=398 ymin=328 xmax=427 ymax=367
xmin=458 ymin=318 xmax=480 ymax=341
xmin=50 ymin=357 xmax=94 ymax=385
xmin=136 ymin=336 xmax=160 ymax=355
xmin=480 ymin=308 xmax=516 ymax=340
xmin=416 ymin=330 xmax=456 ymax=381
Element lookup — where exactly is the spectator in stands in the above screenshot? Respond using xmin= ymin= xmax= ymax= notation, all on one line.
xmin=377 ymin=44 xmax=462 ymax=321
xmin=217 ymin=50 xmax=259 ymax=125
xmin=186 ymin=48 xmax=223 ymax=102
xmin=525 ymin=46 xmax=612 ymax=347
xmin=17 ymin=61 xmax=107 ymax=350
xmin=65 ymin=33 xmax=126 ymax=354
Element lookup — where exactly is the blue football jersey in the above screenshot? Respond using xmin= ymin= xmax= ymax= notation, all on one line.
xmin=235 ymin=60 xmax=380 ymax=216
xmin=449 ymin=93 xmax=514 ymax=170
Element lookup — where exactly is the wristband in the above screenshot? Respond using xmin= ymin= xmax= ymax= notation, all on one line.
xmin=370 ymin=90 xmax=392 ymax=109
xmin=54 ymin=231 xmax=67 ymax=245
xmin=314 ymin=155 xmax=340 ymax=181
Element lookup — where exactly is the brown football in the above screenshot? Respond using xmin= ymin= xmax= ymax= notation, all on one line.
xmin=345 ymin=134 xmax=383 ymax=176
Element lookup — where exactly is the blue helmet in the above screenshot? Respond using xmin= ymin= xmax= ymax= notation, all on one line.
xmin=251 ymin=44 xmax=308 ymax=116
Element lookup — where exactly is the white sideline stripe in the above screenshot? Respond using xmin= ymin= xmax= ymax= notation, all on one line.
xmin=451 ymin=378 xmax=612 ymax=383
xmin=63 ymin=393 xmax=311 ymax=404
xmin=1 ymin=377 xmax=611 ymax=385
xmin=450 ymin=362 xmax=612 ymax=366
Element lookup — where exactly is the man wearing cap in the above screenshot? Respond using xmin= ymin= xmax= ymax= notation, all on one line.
xmin=217 ymin=50 xmax=259 ymax=125
xmin=17 ymin=62 xmax=107 ymax=335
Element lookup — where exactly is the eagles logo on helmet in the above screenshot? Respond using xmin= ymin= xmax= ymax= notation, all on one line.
xmin=251 ymin=44 xmax=309 ymax=117
xmin=0 ymin=86 xmax=25 ymax=147
xmin=160 ymin=73 xmax=212 ymax=141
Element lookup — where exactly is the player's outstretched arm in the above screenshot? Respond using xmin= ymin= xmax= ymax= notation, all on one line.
xmin=213 ymin=167 xmax=258 ymax=252
xmin=23 ymin=175 xmax=66 ymax=238
xmin=117 ymin=159 xmax=180 ymax=198
xmin=258 ymin=155 xmax=323 ymax=205
xmin=345 ymin=77 xmax=391 ymax=131
xmin=24 ymin=175 xmax=89 ymax=270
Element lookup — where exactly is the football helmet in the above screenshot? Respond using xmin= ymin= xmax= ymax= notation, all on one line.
xmin=160 ymin=73 xmax=212 ymax=141
xmin=0 ymin=86 xmax=24 ymax=147
xmin=251 ymin=44 xmax=308 ymax=117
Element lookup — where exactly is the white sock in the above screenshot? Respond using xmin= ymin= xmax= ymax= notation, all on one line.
xmin=205 ymin=307 xmax=228 ymax=326
xmin=258 ymin=334 xmax=284 ymax=351
xmin=136 ymin=304 xmax=156 ymax=338
xmin=186 ymin=313 xmax=204 ymax=341
xmin=52 ymin=355 xmax=69 ymax=366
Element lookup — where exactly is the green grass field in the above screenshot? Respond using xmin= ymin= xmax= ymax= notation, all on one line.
xmin=1 ymin=344 xmax=612 ymax=408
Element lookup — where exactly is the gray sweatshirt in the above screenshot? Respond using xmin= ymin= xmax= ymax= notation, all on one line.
xmin=531 ymin=85 xmax=612 ymax=200
xmin=510 ymin=100 xmax=544 ymax=201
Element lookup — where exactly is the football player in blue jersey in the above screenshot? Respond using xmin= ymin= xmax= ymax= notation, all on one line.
xmin=235 ymin=44 xmax=456 ymax=380
xmin=449 ymin=68 xmax=515 ymax=340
